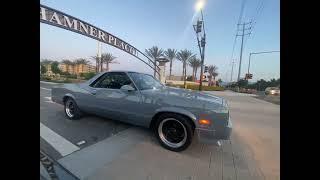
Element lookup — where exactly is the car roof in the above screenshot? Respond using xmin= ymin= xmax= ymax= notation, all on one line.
xmin=106 ymin=70 xmax=152 ymax=76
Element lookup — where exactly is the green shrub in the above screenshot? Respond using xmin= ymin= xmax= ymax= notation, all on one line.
xmin=65 ymin=74 xmax=77 ymax=79
xmin=82 ymin=72 xmax=96 ymax=80
xmin=40 ymin=76 xmax=51 ymax=81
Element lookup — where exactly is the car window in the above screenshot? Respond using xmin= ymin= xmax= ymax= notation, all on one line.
xmin=91 ymin=72 xmax=133 ymax=89
xmin=128 ymin=72 xmax=163 ymax=90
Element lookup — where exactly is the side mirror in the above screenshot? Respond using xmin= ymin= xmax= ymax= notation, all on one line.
xmin=120 ymin=85 xmax=135 ymax=92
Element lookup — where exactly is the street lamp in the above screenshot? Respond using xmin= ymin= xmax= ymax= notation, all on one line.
xmin=195 ymin=0 xmax=205 ymax=12
xmin=193 ymin=0 xmax=206 ymax=91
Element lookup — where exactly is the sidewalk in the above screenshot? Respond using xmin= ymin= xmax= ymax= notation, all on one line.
xmin=55 ymin=127 xmax=265 ymax=180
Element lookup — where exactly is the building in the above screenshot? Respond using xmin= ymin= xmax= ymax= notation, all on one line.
xmin=59 ymin=63 xmax=96 ymax=75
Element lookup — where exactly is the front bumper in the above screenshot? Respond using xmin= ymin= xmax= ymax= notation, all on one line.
xmin=195 ymin=117 xmax=232 ymax=144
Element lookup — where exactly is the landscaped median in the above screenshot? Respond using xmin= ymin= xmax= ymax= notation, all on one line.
xmin=40 ymin=76 xmax=86 ymax=84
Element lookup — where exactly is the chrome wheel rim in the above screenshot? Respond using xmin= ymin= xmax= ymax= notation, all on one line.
xmin=158 ymin=118 xmax=187 ymax=148
xmin=65 ymin=100 xmax=75 ymax=118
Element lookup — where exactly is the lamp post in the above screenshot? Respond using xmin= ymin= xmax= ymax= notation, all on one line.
xmin=193 ymin=0 xmax=206 ymax=91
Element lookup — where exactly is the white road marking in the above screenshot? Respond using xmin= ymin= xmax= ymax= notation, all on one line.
xmin=40 ymin=81 xmax=58 ymax=84
xmin=44 ymin=96 xmax=54 ymax=103
xmin=40 ymin=87 xmax=51 ymax=91
xmin=76 ymin=140 xmax=86 ymax=146
xmin=40 ymin=122 xmax=80 ymax=156
xmin=44 ymin=97 xmax=52 ymax=101
xmin=42 ymin=96 xmax=63 ymax=106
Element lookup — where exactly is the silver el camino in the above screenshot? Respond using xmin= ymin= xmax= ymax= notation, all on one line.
xmin=52 ymin=71 xmax=232 ymax=151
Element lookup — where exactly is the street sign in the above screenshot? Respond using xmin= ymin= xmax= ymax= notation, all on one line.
xmin=40 ymin=4 xmax=161 ymax=77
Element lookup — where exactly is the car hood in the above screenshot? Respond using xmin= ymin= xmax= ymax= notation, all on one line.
xmin=141 ymin=86 xmax=228 ymax=109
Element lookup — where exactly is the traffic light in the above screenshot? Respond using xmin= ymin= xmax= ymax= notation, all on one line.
xmin=245 ymin=73 xmax=253 ymax=79
xmin=196 ymin=20 xmax=203 ymax=33
xmin=204 ymin=66 xmax=208 ymax=73
xmin=201 ymin=37 xmax=206 ymax=47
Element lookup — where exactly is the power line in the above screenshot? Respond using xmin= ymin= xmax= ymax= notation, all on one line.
xmin=229 ymin=0 xmax=247 ymax=63
xmin=243 ymin=0 xmax=265 ymax=48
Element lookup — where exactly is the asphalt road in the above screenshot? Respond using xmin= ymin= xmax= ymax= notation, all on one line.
xmin=40 ymin=83 xmax=280 ymax=180
xmin=217 ymin=91 xmax=280 ymax=179
xmin=40 ymin=82 xmax=130 ymax=160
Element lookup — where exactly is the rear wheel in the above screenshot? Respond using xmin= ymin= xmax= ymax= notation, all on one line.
xmin=155 ymin=113 xmax=194 ymax=152
xmin=64 ymin=98 xmax=82 ymax=120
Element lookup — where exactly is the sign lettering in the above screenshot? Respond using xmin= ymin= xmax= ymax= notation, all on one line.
xmin=40 ymin=5 xmax=139 ymax=57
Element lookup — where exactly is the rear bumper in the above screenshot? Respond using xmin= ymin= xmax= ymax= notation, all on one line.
xmin=196 ymin=118 xmax=232 ymax=144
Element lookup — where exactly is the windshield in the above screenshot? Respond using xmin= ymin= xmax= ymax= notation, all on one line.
xmin=128 ymin=72 xmax=163 ymax=90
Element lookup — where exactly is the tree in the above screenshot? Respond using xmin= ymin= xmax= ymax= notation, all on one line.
xmin=74 ymin=58 xmax=89 ymax=65
xmin=208 ymin=65 xmax=218 ymax=86
xmin=51 ymin=61 xmax=62 ymax=74
xmin=177 ymin=49 xmax=195 ymax=87
xmin=217 ymin=79 xmax=222 ymax=87
xmin=40 ymin=59 xmax=53 ymax=65
xmin=188 ymin=57 xmax=201 ymax=81
xmin=237 ymin=78 xmax=248 ymax=88
xmin=101 ymin=53 xmax=117 ymax=71
xmin=40 ymin=64 xmax=47 ymax=74
xmin=91 ymin=56 xmax=100 ymax=72
xmin=145 ymin=46 xmax=164 ymax=77
xmin=164 ymin=48 xmax=177 ymax=80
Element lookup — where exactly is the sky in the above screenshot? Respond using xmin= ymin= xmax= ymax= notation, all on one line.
xmin=40 ymin=0 xmax=280 ymax=82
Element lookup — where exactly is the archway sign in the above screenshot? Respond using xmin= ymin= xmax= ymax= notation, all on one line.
xmin=40 ymin=4 xmax=160 ymax=77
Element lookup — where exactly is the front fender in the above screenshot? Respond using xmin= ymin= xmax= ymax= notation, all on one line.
xmin=63 ymin=93 xmax=76 ymax=102
xmin=155 ymin=107 xmax=197 ymax=123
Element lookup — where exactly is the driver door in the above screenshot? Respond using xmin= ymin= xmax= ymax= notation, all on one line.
xmin=88 ymin=72 xmax=142 ymax=124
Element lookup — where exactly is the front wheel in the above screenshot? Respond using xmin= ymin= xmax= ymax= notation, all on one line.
xmin=155 ymin=113 xmax=194 ymax=152
xmin=64 ymin=98 xmax=82 ymax=120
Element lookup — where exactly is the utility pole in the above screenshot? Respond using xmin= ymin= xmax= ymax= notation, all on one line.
xmin=237 ymin=22 xmax=251 ymax=82
xmin=97 ymin=41 xmax=101 ymax=72
xmin=193 ymin=9 xmax=206 ymax=91
xmin=230 ymin=60 xmax=236 ymax=82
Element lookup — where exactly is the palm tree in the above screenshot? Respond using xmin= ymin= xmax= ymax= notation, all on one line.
xmin=188 ymin=57 xmax=201 ymax=81
xmin=61 ymin=59 xmax=72 ymax=64
xmin=164 ymin=48 xmax=177 ymax=80
xmin=101 ymin=53 xmax=117 ymax=71
xmin=91 ymin=56 xmax=100 ymax=72
xmin=74 ymin=58 xmax=89 ymax=65
xmin=177 ymin=49 xmax=195 ymax=87
xmin=145 ymin=46 xmax=164 ymax=77
xmin=208 ymin=65 xmax=219 ymax=86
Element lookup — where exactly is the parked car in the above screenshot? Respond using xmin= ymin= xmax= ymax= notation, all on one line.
xmin=52 ymin=71 xmax=232 ymax=152
xmin=265 ymin=87 xmax=280 ymax=96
